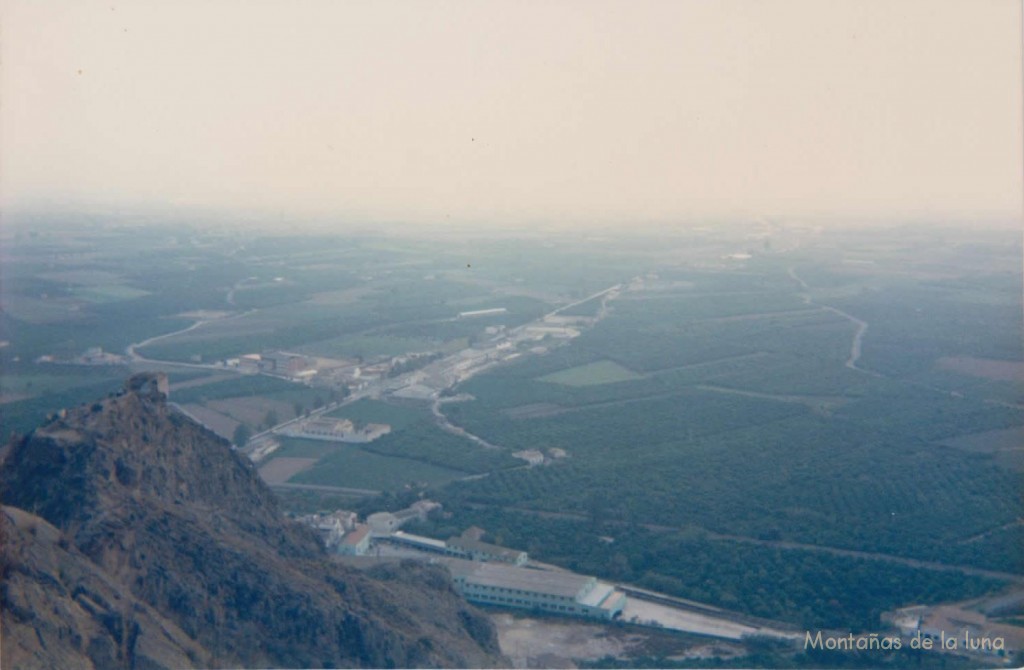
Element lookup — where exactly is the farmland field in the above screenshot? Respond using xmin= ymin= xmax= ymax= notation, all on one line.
xmin=274 ymin=437 xmax=340 ymax=459
xmin=296 ymin=334 xmax=441 ymax=359
xmin=258 ymin=457 xmax=318 ymax=484
xmin=2 ymin=220 xmax=1021 ymax=638
xmin=936 ymin=355 xmax=1024 ymax=382
xmin=328 ymin=399 xmax=520 ymax=474
xmin=72 ymin=284 xmax=151 ymax=302
xmin=289 ymin=441 xmax=467 ymax=490
xmin=180 ymin=403 xmax=239 ymax=441
xmin=538 ymin=360 xmax=643 ymax=386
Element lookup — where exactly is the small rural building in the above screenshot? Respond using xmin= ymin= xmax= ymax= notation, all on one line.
xmin=367 ymin=512 xmax=399 ymax=534
xmin=338 ymin=524 xmax=372 ymax=556
xmin=385 ymin=531 xmax=449 ymax=555
xmin=238 ymin=354 xmax=262 ymax=374
xmin=446 ymin=537 xmax=528 ymax=566
xmin=461 ymin=526 xmax=486 ymax=541
xmin=299 ymin=513 xmax=347 ymax=550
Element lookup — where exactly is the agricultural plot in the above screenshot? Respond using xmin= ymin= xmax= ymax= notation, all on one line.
xmin=327 ymin=399 xmax=423 ymax=429
xmin=72 ymin=284 xmax=151 ymax=303
xmin=5 ymin=222 xmax=1022 ymax=636
xmin=437 ymin=255 xmax=1024 ymax=594
xmin=445 ymin=388 xmax=808 ymax=460
xmin=136 ymin=282 xmax=495 ymax=362
xmin=941 ymin=426 xmax=1024 ymax=471
xmin=207 ymin=397 xmax=296 ymax=429
xmin=941 ymin=426 xmax=1024 ymax=453
xmin=167 ymin=372 xmax=235 ymax=392
xmin=290 ymin=445 xmax=466 ymax=490
xmin=936 ymin=355 xmax=1024 ymax=382
xmin=329 ymin=399 xmax=518 ymax=473
xmin=274 ymin=437 xmax=340 ymax=459
xmin=446 ymin=409 xmax=1022 ymax=570
xmin=0 ymin=375 xmax=126 ymax=437
xmin=4 ymin=307 xmax=192 ymax=360
xmin=833 ymin=386 xmax=1023 ymax=442
xmin=538 ymin=360 xmax=643 ymax=387
xmin=259 ymin=457 xmax=318 ymax=485
xmin=296 ymin=334 xmax=441 ymax=359
xmin=179 ymin=404 xmax=239 ymax=442
xmin=696 ymin=353 xmax=887 ymax=397
xmin=169 ymin=375 xmax=308 ymax=404
xmin=611 ymin=290 xmax=807 ymax=322
xmin=168 ymin=375 xmax=328 ymax=433
xmin=0 ymin=369 xmax=120 ymax=399
xmin=828 ymin=285 xmax=1022 ymax=377
xmin=0 ymin=295 xmax=86 ymax=324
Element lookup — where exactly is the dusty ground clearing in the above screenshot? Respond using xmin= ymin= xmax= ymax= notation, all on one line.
xmin=258 ymin=457 xmax=318 ymax=484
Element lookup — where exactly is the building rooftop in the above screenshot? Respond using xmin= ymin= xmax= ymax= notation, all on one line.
xmin=448 ymin=562 xmax=592 ymax=599
xmin=391 ymin=531 xmax=447 ymax=550
xmin=578 ymin=582 xmax=615 ymax=607
xmin=447 ymin=536 xmax=526 ymax=561
xmin=341 ymin=524 xmax=371 ymax=546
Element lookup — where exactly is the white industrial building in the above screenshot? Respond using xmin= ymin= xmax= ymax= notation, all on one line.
xmin=386 ymin=531 xmax=450 ymax=554
xmin=447 ymin=561 xmax=626 ymax=620
xmin=280 ymin=417 xmax=391 ymax=443
xmin=446 ymin=536 xmax=528 ymax=566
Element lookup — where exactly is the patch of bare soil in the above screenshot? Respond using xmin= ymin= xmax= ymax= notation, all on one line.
xmin=208 ymin=397 xmax=295 ymax=426
xmin=258 ymin=457 xmax=318 ymax=485
xmin=168 ymin=373 xmax=234 ymax=392
xmin=180 ymin=403 xmax=239 ymax=442
xmin=492 ymin=612 xmax=738 ymax=668
xmin=494 ymin=613 xmax=643 ymax=668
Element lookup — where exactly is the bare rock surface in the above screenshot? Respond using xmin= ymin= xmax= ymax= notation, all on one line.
xmin=1 ymin=374 xmax=505 ymax=669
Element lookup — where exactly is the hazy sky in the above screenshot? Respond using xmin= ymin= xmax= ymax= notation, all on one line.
xmin=2 ymin=0 xmax=1021 ymax=227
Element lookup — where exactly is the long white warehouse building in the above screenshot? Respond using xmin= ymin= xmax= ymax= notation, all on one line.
xmin=447 ymin=561 xmax=626 ymax=620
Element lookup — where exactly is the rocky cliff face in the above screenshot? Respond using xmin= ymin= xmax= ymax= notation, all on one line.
xmin=0 ymin=374 xmax=505 ymax=669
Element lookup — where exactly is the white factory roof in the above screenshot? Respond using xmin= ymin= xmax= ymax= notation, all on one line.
xmin=578 ymin=582 xmax=615 ymax=607
xmin=391 ymin=531 xmax=447 ymax=550
xmin=448 ymin=562 xmax=592 ymax=599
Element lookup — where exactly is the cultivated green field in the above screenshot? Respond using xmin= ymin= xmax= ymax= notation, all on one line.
xmin=422 ymin=228 xmax=1024 ymax=631
xmin=538 ymin=359 xmax=643 ymax=386
xmin=297 ymin=334 xmax=442 ymax=359
xmin=72 ymin=284 xmax=151 ymax=303
xmin=289 ymin=442 xmax=466 ymax=490
xmin=4 ymin=220 xmax=1021 ymax=638
xmin=328 ymin=399 xmax=520 ymax=474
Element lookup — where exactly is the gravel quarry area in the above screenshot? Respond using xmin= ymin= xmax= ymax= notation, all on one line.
xmin=622 ymin=599 xmax=799 ymax=641
xmin=495 ymin=613 xmax=643 ymax=668
xmin=493 ymin=612 xmax=746 ymax=668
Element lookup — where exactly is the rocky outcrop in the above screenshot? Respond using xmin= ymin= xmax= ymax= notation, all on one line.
xmin=1 ymin=506 xmax=210 ymax=669
xmin=0 ymin=375 xmax=505 ymax=669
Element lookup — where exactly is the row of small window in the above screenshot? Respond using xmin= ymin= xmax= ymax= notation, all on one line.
xmin=473 ymin=584 xmax=569 ymax=601
xmin=472 ymin=594 xmax=580 ymax=613
xmin=474 ymin=594 xmax=531 ymax=605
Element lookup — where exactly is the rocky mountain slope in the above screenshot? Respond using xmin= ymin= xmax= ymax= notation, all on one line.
xmin=0 ymin=373 xmax=505 ymax=669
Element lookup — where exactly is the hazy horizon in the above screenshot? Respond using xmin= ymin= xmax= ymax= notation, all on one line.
xmin=2 ymin=0 xmax=1022 ymax=229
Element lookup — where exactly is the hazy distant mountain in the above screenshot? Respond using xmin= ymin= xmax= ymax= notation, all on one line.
xmin=0 ymin=373 xmax=504 ymax=669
